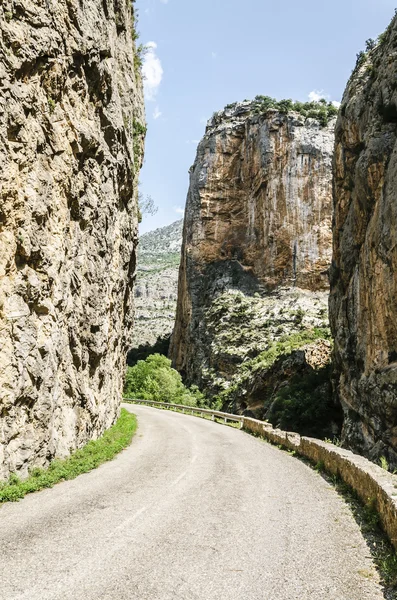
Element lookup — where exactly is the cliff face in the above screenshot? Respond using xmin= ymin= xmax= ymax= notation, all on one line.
xmin=0 ymin=0 xmax=145 ymax=479
xmin=330 ymin=17 xmax=397 ymax=465
xmin=171 ymin=101 xmax=335 ymax=389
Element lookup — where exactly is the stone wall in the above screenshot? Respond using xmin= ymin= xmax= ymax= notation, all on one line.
xmin=0 ymin=0 xmax=145 ymax=479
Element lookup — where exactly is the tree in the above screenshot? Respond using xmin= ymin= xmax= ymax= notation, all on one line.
xmin=138 ymin=192 xmax=157 ymax=223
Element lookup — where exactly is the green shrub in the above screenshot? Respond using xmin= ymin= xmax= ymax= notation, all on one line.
xmin=251 ymin=96 xmax=339 ymax=126
xmin=124 ymin=354 xmax=207 ymax=406
xmin=266 ymin=365 xmax=338 ymax=437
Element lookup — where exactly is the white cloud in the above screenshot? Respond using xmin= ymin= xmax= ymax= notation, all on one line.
xmin=174 ymin=206 xmax=185 ymax=215
xmin=332 ymin=100 xmax=341 ymax=108
xmin=142 ymin=42 xmax=163 ymax=101
xmin=186 ymin=139 xmax=200 ymax=145
xmin=308 ymin=90 xmax=329 ymax=103
xmin=211 ymin=52 xmax=217 ymax=59
xmin=200 ymin=116 xmax=209 ymax=124
xmin=153 ymin=106 xmax=162 ymax=119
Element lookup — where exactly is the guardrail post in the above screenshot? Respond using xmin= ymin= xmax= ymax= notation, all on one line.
xmin=211 ymin=414 xmax=215 ymax=421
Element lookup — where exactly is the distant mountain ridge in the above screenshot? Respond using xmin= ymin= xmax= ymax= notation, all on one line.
xmin=140 ymin=219 xmax=183 ymax=257
xmin=128 ymin=219 xmax=183 ymax=363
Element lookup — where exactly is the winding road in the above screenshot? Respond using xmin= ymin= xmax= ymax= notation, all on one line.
xmin=0 ymin=404 xmax=387 ymax=599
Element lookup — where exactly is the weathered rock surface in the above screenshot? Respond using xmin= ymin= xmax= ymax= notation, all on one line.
xmin=129 ymin=220 xmax=182 ymax=360
xmin=330 ymin=16 xmax=397 ymax=466
xmin=194 ymin=287 xmax=329 ymax=393
xmin=171 ymin=101 xmax=335 ymax=394
xmin=0 ymin=0 xmax=145 ymax=479
xmin=228 ymin=338 xmax=341 ymax=439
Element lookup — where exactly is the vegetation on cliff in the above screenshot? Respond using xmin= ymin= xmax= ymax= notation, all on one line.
xmin=252 ymin=96 xmax=339 ymax=125
xmin=221 ymin=97 xmax=339 ymax=126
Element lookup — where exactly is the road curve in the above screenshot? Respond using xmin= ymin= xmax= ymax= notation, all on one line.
xmin=0 ymin=405 xmax=386 ymax=600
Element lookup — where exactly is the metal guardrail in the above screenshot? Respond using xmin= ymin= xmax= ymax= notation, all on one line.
xmin=123 ymin=398 xmax=244 ymax=428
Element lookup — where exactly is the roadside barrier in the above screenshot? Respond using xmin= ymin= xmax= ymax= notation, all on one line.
xmin=125 ymin=397 xmax=397 ymax=551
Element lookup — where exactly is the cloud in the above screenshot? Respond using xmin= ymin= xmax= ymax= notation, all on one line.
xmin=200 ymin=117 xmax=209 ymax=124
xmin=308 ymin=90 xmax=329 ymax=103
xmin=153 ymin=106 xmax=162 ymax=119
xmin=160 ymin=0 xmax=169 ymax=3
xmin=308 ymin=91 xmax=341 ymax=108
xmin=174 ymin=206 xmax=185 ymax=215
xmin=186 ymin=139 xmax=200 ymax=145
xmin=142 ymin=42 xmax=163 ymax=101
xmin=211 ymin=52 xmax=217 ymax=59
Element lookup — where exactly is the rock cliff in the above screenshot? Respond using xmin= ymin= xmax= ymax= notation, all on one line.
xmin=0 ymin=0 xmax=145 ymax=479
xmin=171 ymin=100 xmax=336 ymax=396
xmin=330 ymin=16 xmax=397 ymax=465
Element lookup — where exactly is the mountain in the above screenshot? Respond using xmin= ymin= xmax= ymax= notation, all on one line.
xmin=128 ymin=220 xmax=183 ymax=363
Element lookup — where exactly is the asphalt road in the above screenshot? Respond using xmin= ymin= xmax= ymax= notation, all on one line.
xmin=0 ymin=404 xmax=387 ymax=600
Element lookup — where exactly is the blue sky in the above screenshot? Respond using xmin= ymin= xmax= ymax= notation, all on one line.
xmin=138 ymin=0 xmax=396 ymax=233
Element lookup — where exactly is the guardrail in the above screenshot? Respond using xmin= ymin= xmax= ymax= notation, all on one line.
xmin=124 ymin=398 xmax=244 ymax=428
xmin=125 ymin=397 xmax=397 ymax=551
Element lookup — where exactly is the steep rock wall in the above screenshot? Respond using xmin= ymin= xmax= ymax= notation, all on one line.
xmin=0 ymin=0 xmax=145 ymax=479
xmin=330 ymin=16 xmax=397 ymax=465
xmin=171 ymin=102 xmax=334 ymax=388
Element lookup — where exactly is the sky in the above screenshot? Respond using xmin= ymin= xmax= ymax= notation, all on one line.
xmin=137 ymin=0 xmax=396 ymax=233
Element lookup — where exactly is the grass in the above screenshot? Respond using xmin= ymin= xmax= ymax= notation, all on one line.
xmin=331 ymin=477 xmax=397 ymax=592
xmin=0 ymin=409 xmax=137 ymax=504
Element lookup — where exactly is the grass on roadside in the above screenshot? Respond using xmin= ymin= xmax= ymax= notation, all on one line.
xmin=332 ymin=477 xmax=397 ymax=591
xmin=0 ymin=408 xmax=137 ymax=504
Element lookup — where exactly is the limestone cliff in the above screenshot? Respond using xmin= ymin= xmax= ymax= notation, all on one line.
xmin=171 ymin=100 xmax=335 ymax=395
xmin=0 ymin=0 xmax=145 ymax=479
xmin=330 ymin=16 xmax=397 ymax=465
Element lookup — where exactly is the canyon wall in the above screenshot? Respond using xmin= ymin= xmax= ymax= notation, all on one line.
xmin=0 ymin=0 xmax=145 ymax=479
xmin=330 ymin=16 xmax=397 ymax=465
xmin=171 ymin=101 xmax=335 ymax=394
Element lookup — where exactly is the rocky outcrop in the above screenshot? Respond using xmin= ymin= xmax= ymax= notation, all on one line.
xmin=0 ymin=0 xmax=145 ymax=479
xmin=226 ymin=338 xmax=341 ymax=439
xmin=171 ymin=100 xmax=335 ymax=392
xmin=330 ymin=16 xmax=397 ymax=466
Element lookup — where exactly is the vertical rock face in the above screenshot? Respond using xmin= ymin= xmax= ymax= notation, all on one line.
xmin=330 ymin=17 xmax=397 ymax=465
xmin=0 ymin=0 xmax=145 ymax=479
xmin=171 ymin=102 xmax=335 ymax=387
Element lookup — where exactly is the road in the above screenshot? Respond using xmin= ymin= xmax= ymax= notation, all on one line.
xmin=0 ymin=404 xmax=387 ymax=600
